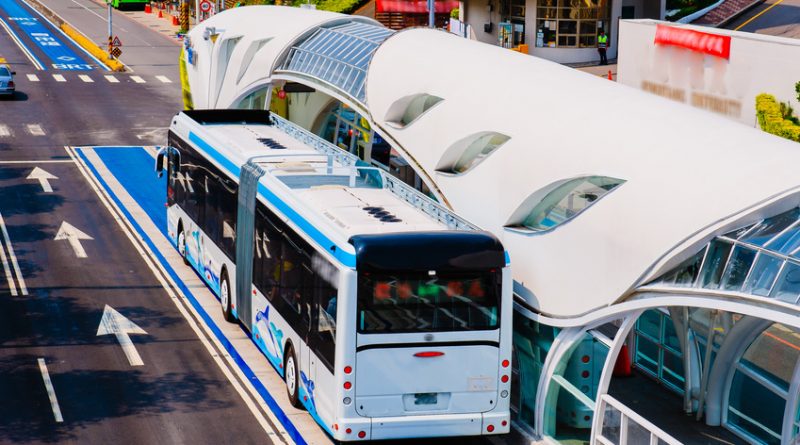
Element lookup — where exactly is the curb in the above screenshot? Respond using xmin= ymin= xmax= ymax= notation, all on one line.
xmin=25 ymin=0 xmax=126 ymax=72
xmin=717 ymin=0 xmax=766 ymax=27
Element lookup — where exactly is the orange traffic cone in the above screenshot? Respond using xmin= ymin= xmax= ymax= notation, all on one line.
xmin=158 ymin=9 xmax=163 ymax=18
xmin=613 ymin=344 xmax=632 ymax=377
xmin=607 ymin=70 xmax=613 ymax=81
xmin=144 ymin=4 xmax=151 ymax=13
xmin=172 ymin=15 xmax=179 ymax=26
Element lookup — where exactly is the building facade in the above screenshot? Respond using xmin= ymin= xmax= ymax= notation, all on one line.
xmin=454 ymin=0 xmax=665 ymax=63
xmin=184 ymin=7 xmax=800 ymax=444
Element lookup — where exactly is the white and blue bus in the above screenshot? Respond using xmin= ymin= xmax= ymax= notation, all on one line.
xmin=155 ymin=109 xmax=514 ymax=441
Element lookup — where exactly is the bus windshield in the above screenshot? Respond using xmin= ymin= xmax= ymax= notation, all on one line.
xmin=357 ymin=271 xmax=500 ymax=333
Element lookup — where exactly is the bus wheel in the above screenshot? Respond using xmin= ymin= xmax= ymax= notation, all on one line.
xmin=177 ymin=225 xmax=188 ymax=265
xmin=220 ymin=270 xmax=235 ymax=323
xmin=285 ymin=346 xmax=302 ymax=408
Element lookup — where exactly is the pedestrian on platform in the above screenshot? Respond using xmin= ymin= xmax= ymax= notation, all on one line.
xmin=598 ymin=30 xmax=609 ymax=66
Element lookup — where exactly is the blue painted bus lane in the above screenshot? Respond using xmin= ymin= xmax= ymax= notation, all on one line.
xmin=0 ymin=0 xmax=96 ymax=70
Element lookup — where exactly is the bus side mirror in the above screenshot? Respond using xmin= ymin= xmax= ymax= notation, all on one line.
xmin=155 ymin=147 xmax=166 ymax=178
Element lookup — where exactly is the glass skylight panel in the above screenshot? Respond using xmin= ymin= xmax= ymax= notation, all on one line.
xmin=279 ymin=21 xmax=393 ymax=103
xmin=743 ymin=253 xmax=782 ymax=296
xmin=739 ymin=207 xmax=800 ymax=246
xmin=515 ymin=176 xmax=624 ymax=231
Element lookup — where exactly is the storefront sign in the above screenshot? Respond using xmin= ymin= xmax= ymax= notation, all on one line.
xmin=654 ymin=24 xmax=731 ymax=60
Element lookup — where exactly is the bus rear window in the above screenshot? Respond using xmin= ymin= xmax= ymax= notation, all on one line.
xmin=357 ymin=271 xmax=500 ymax=333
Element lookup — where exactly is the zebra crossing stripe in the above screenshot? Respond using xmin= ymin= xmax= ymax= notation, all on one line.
xmin=156 ymin=75 xmax=171 ymax=83
xmin=105 ymin=75 xmax=119 ymax=83
xmin=26 ymin=74 xmax=39 ymax=82
xmin=79 ymin=75 xmax=94 ymax=83
xmin=26 ymin=124 xmax=45 ymax=136
xmin=0 ymin=125 xmax=11 ymax=137
xmin=52 ymin=74 xmax=66 ymax=82
xmin=130 ymin=76 xmax=145 ymax=84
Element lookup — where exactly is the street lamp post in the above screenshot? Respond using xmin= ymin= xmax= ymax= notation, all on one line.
xmin=428 ymin=0 xmax=434 ymax=28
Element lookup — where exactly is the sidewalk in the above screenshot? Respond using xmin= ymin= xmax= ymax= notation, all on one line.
xmin=575 ymin=62 xmax=618 ymax=81
xmin=692 ymin=0 xmax=765 ymax=26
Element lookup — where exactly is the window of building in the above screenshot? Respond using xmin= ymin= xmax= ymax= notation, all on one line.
xmin=236 ymin=86 xmax=270 ymax=110
xmin=727 ymin=323 xmax=800 ymax=445
xmin=535 ymin=0 xmax=611 ymax=48
xmin=633 ymin=309 xmax=685 ymax=394
xmin=385 ymin=93 xmax=443 ymax=128
xmin=507 ymin=175 xmax=624 ymax=232
xmin=436 ymin=132 xmax=510 ymax=175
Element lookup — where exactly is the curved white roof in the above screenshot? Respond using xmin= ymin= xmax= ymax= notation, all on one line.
xmin=186 ymin=8 xmax=800 ymax=318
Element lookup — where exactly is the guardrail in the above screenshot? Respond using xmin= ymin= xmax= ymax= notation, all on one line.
xmin=594 ymin=394 xmax=683 ymax=445
xmin=271 ymin=114 xmax=479 ymax=231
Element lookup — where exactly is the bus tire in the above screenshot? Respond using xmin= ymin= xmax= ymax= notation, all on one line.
xmin=220 ymin=269 xmax=235 ymax=323
xmin=177 ymin=223 xmax=188 ymax=265
xmin=285 ymin=345 xmax=302 ymax=409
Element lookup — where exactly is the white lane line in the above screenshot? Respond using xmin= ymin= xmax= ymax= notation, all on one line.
xmin=27 ymin=124 xmax=46 ymax=136
xmin=0 ymin=212 xmax=27 ymax=295
xmin=52 ymin=74 xmax=66 ymax=83
xmin=0 ymin=225 xmax=18 ymax=296
xmin=130 ymin=76 xmax=145 ymax=84
xmin=0 ymin=125 xmax=11 ymax=137
xmin=155 ymin=75 xmax=171 ymax=83
xmin=104 ymin=75 xmax=119 ymax=83
xmin=65 ymin=146 xmax=285 ymax=440
xmin=0 ymin=17 xmax=44 ymax=70
xmin=37 ymin=359 xmax=64 ymax=423
xmin=78 ymin=75 xmax=93 ymax=83
xmin=27 ymin=74 xmax=39 ymax=82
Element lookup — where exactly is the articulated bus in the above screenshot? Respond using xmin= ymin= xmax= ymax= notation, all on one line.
xmin=155 ymin=109 xmax=513 ymax=441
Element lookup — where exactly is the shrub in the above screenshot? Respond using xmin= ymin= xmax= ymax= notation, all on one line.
xmin=756 ymin=94 xmax=800 ymax=143
xmin=450 ymin=7 xmax=459 ymax=18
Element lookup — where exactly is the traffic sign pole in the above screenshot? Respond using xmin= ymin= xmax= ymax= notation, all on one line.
xmin=107 ymin=1 xmax=113 ymax=58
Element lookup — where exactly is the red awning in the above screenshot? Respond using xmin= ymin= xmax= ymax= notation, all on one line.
xmin=376 ymin=0 xmax=459 ymax=13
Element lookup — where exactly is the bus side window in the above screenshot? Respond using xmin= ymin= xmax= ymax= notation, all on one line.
xmin=313 ymin=261 xmax=337 ymax=371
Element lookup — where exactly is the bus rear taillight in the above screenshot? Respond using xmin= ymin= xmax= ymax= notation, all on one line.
xmin=358 ymin=431 xmax=366 ymax=438
xmin=413 ymin=351 xmax=444 ymax=358
xmin=502 ymin=359 xmax=510 ymax=368
xmin=486 ymin=425 xmax=495 ymax=432
xmin=343 ymin=381 xmax=352 ymax=390
xmin=344 ymin=365 xmax=352 ymax=374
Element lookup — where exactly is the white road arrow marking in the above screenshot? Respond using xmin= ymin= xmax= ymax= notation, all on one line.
xmin=96 ymin=305 xmax=147 ymax=367
xmin=27 ymin=166 xmax=58 ymax=193
xmin=54 ymin=221 xmax=93 ymax=258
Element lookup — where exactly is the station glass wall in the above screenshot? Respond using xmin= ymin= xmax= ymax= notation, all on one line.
xmin=512 ymin=317 xmax=558 ymax=427
xmin=727 ymin=323 xmax=800 ymax=445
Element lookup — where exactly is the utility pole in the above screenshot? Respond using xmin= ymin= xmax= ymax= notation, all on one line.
xmin=427 ymin=0 xmax=434 ymax=28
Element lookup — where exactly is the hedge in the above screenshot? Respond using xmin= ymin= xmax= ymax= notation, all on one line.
xmin=756 ymin=94 xmax=800 ymax=143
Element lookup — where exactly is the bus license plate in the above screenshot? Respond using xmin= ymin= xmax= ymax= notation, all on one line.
xmin=414 ymin=393 xmax=437 ymax=405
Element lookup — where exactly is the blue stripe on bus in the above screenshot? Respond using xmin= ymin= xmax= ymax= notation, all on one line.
xmin=75 ymin=147 xmax=309 ymax=445
xmin=504 ymin=251 xmax=510 ymax=265
xmin=188 ymin=131 xmax=358 ymax=268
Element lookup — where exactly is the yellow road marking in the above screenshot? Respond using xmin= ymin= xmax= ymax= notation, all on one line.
xmin=735 ymin=0 xmax=785 ymax=30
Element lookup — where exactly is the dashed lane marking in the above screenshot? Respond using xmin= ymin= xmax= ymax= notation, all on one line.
xmin=155 ymin=75 xmax=171 ymax=83
xmin=38 ymin=359 xmax=64 ymax=423
xmin=26 ymin=74 xmax=39 ymax=82
xmin=130 ymin=76 xmax=145 ymax=84
xmin=52 ymin=74 xmax=66 ymax=82
xmin=26 ymin=124 xmax=45 ymax=136
xmin=104 ymin=75 xmax=119 ymax=83
xmin=78 ymin=75 xmax=93 ymax=83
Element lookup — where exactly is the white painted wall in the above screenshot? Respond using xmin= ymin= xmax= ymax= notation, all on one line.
xmin=617 ymin=19 xmax=800 ymax=126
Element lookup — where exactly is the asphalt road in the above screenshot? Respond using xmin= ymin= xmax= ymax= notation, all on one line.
xmin=725 ymin=0 xmax=800 ymax=38
xmin=0 ymin=0 xmax=278 ymax=443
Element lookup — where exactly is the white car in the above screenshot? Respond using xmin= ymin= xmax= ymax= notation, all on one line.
xmin=0 ymin=65 xmax=16 ymax=97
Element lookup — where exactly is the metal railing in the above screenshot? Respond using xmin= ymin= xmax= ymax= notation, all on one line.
xmin=270 ymin=114 xmax=479 ymax=232
xmin=594 ymin=394 xmax=683 ymax=445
